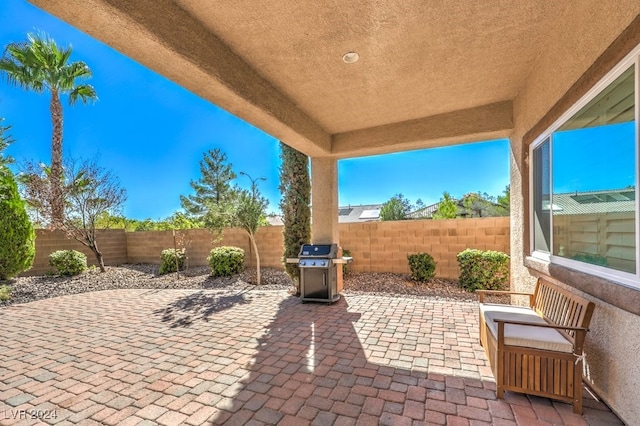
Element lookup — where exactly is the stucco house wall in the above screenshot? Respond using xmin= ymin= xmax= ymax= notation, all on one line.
xmin=511 ymin=6 xmax=640 ymax=423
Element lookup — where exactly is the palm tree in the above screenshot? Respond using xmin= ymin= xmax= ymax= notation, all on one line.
xmin=0 ymin=31 xmax=97 ymax=225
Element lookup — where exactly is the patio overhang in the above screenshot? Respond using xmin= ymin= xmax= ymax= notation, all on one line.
xmin=28 ymin=0 xmax=527 ymax=159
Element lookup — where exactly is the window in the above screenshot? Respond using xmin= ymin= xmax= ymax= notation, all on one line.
xmin=532 ymin=139 xmax=551 ymax=254
xmin=530 ymin=55 xmax=638 ymax=287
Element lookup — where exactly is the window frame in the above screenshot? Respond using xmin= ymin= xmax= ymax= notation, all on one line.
xmin=529 ymin=43 xmax=640 ymax=290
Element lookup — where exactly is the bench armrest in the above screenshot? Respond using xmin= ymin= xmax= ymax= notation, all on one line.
xmin=477 ymin=290 xmax=534 ymax=304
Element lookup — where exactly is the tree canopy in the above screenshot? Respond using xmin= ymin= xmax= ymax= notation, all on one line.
xmin=432 ymin=191 xmax=457 ymax=219
xmin=0 ymin=118 xmax=14 ymax=168
xmin=180 ymin=148 xmax=238 ymax=226
xmin=380 ymin=194 xmax=413 ymax=221
xmin=0 ymin=31 xmax=97 ymax=224
xmin=279 ymin=142 xmax=310 ymax=289
xmin=20 ymin=157 xmax=126 ymax=272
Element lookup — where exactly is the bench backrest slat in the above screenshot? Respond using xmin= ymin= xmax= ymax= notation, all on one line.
xmin=532 ymin=278 xmax=595 ymax=343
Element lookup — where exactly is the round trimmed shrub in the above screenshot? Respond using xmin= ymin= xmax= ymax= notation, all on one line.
xmin=208 ymin=246 xmax=244 ymax=277
xmin=49 ymin=250 xmax=87 ymax=276
xmin=159 ymin=248 xmax=185 ymax=275
xmin=0 ymin=167 xmax=35 ymax=280
xmin=457 ymin=248 xmax=509 ymax=292
xmin=407 ymin=252 xmax=437 ymax=282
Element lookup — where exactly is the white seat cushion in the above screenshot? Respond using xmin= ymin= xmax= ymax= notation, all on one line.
xmin=480 ymin=304 xmax=574 ymax=353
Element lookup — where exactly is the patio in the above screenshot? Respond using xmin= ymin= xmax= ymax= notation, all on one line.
xmin=0 ymin=289 xmax=621 ymax=425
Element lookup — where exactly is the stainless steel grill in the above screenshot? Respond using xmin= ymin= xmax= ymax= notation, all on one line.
xmin=296 ymin=243 xmax=340 ymax=304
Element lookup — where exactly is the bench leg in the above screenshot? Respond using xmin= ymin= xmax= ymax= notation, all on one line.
xmin=573 ymin=399 xmax=582 ymax=415
xmin=496 ymin=385 xmax=504 ymax=399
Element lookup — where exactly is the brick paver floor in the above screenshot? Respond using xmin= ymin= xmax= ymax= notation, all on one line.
xmin=0 ymin=289 xmax=622 ymax=425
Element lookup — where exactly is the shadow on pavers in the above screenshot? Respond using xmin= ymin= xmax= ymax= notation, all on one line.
xmin=154 ymin=289 xmax=252 ymax=328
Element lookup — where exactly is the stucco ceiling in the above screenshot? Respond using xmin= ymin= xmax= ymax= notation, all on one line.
xmin=30 ymin=0 xmax=570 ymax=157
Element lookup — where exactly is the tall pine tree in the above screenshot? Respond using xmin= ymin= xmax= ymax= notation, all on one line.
xmin=180 ymin=148 xmax=237 ymax=226
xmin=279 ymin=142 xmax=311 ymax=292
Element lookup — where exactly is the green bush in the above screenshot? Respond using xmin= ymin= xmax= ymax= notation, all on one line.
xmin=342 ymin=248 xmax=352 ymax=275
xmin=0 ymin=285 xmax=11 ymax=302
xmin=457 ymin=248 xmax=509 ymax=292
xmin=0 ymin=167 xmax=35 ymax=280
xmin=208 ymin=246 xmax=244 ymax=277
xmin=49 ymin=250 xmax=87 ymax=276
xmin=159 ymin=248 xmax=185 ymax=275
xmin=407 ymin=252 xmax=437 ymax=282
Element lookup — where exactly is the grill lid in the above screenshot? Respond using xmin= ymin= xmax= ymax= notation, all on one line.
xmin=298 ymin=243 xmax=338 ymax=258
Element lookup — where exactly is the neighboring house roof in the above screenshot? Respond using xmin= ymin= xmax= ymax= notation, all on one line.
xmin=407 ymin=202 xmax=440 ymax=219
xmin=266 ymin=215 xmax=284 ymax=226
xmin=338 ymin=204 xmax=383 ymax=223
xmin=549 ymin=188 xmax=635 ymax=215
xmin=267 ymin=204 xmax=383 ymax=226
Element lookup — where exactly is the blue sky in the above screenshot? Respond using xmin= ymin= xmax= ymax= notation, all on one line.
xmin=553 ymin=123 xmax=635 ymax=193
xmin=0 ymin=0 xmax=509 ymax=220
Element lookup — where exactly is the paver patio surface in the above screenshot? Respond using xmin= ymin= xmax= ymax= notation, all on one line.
xmin=0 ymin=288 xmax=621 ymax=425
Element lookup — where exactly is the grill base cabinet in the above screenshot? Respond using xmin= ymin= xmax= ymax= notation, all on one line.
xmin=291 ymin=243 xmax=342 ymax=304
xmin=300 ymin=266 xmax=339 ymax=304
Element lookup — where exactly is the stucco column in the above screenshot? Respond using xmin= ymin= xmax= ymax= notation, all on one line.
xmin=310 ymin=157 xmax=339 ymax=245
xmin=311 ymin=156 xmax=343 ymax=293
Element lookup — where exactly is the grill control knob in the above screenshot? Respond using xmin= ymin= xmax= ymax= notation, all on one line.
xmin=312 ymin=261 xmax=316 ymax=266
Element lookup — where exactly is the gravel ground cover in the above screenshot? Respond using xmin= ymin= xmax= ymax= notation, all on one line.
xmin=0 ymin=264 xmax=488 ymax=307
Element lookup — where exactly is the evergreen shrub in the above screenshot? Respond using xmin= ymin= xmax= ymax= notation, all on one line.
xmin=159 ymin=248 xmax=185 ymax=275
xmin=457 ymin=248 xmax=509 ymax=291
xmin=49 ymin=250 xmax=87 ymax=276
xmin=208 ymin=246 xmax=244 ymax=277
xmin=407 ymin=252 xmax=437 ymax=282
xmin=0 ymin=168 xmax=35 ymax=280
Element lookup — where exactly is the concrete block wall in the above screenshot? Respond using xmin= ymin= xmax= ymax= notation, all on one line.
xmin=25 ymin=218 xmax=509 ymax=279
xmin=25 ymin=229 xmax=128 ymax=276
xmin=125 ymin=227 xmax=286 ymax=269
xmin=339 ymin=217 xmax=510 ymax=279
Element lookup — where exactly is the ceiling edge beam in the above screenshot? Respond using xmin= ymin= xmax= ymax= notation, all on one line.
xmin=28 ymin=0 xmax=331 ymax=156
xmin=331 ymin=101 xmax=514 ymax=158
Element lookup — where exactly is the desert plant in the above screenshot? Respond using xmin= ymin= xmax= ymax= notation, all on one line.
xmin=0 ymin=167 xmax=35 ymax=280
xmin=20 ymin=157 xmax=126 ymax=272
xmin=159 ymin=248 xmax=185 ymax=275
xmin=457 ymin=248 xmax=509 ymax=291
xmin=0 ymin=285 xmax=11 ymax=301
xmin=342 ymin=248 xmax=352 ymax=275
xmin=208 ymin=246 xmax=244 ymax=277
xmin=49 ymin=250 xmax=87 ymax=276
xmin=227 ymin=173 xmax=268 ymax=285
xmin=407 ymin=252 xmax=437 ymax=282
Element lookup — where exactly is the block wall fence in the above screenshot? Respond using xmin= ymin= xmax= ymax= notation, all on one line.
xmin=26 ymin=217 xmax=509 ymax=279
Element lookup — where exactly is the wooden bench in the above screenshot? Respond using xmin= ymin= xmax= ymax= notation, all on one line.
xmin=477 ymin=278 xmax=595 ymax=414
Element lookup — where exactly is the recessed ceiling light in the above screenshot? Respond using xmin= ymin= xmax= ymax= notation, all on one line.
xmin=342 ymin=52 xmax=359 ymax=64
